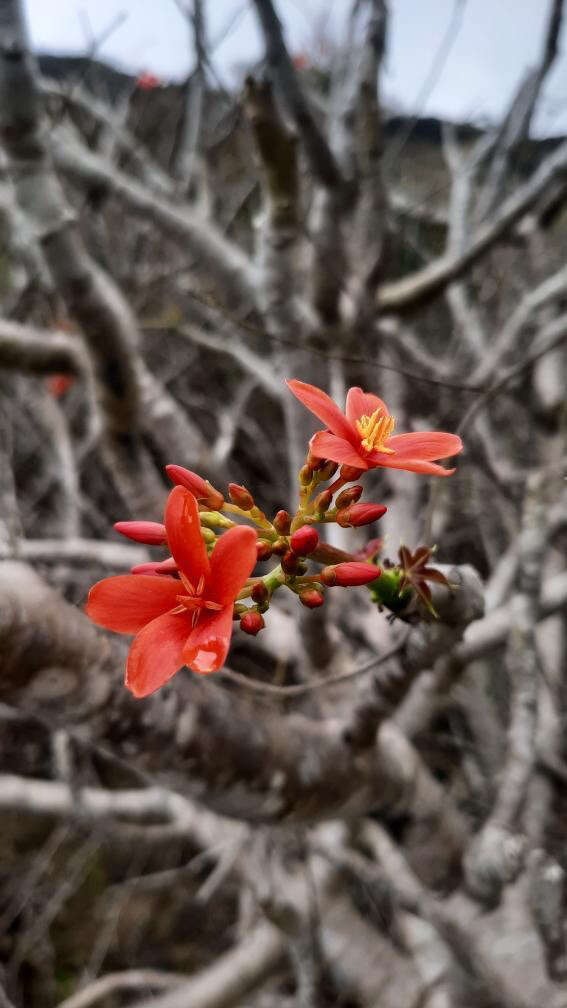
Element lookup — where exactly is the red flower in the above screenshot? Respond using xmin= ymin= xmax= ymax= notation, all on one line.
xmin=86 ymin=487 xmax=257 ymax=697
xmin=47 ymin=373 xmax=74 ymax=398
xmin=286 ymin=380 xmax=462 ymax=476
xmin=136 ymin=71 xmax=160 ymax=90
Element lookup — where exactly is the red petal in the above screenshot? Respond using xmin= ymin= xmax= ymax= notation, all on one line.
xmin=125 ymin=610 xmax=190 ymax=698
xmin=345 ymin=387 xmax=388 ymax=424
xmin=208 ymin=525 xmax=257 ymax=605
xmin=370 ymin=455 xmax=456 ymax=476
xmin=86 ymin=575 xmax=181 ymax=633
xmin=182 ymin=606 xmax=234 ymax=674
xmin=385 ymin=432 xmax=462 ymax=462
xmin=286 ymin=380 xmax=357 ymax=444
xmin=164 ymin=486 xmax=210 ymax=586
xmin=310 ymin=430 xmax=368 ymax=469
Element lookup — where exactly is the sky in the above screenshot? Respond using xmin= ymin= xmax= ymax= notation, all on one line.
xmin=22 ymin=0 xmax=567 ymax=136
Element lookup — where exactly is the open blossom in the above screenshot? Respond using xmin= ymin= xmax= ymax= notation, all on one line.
xmin=287 ymin=380 xmax=462 ymax=476
xmin=86 ymin=487 xmax=256 ymax=697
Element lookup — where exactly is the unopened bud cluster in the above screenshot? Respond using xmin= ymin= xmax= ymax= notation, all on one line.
xmin=113 ymin=456 xmax=389 ymax=639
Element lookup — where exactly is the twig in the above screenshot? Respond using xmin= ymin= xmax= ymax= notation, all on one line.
xmin=56 ymin=970 xmax=188 ymax=1008
xmin=377 ymin=137 xmax=567 ymax=312
xmin=463 ymin=473 xmax=546 ymax=904
xmin=250 ymin=0 xmax=345 ymax=190
xmin=220 ymin=637 xmax=406 ymax=697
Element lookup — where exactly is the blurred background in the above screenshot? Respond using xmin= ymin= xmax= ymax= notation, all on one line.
xmin=1 ymin=1 xmax=567 ymax=1006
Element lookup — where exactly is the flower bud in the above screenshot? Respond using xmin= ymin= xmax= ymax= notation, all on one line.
xmin=340 ymin=464 xmax=364 ymax=481
xmin=336 ymin=485 xmax=363 ymax=508
xmin=228 ymin=483 xmax=254 ymax=510
xmin=251 ymin=581 xmax=269 ymax=604
xmin=200 ymin=526 xmax=216 ymax=544
xmin=256 ymin=540 xmax=272 ymax=561
xmin=320 ymin=562 xmax=381 ymax=587
xmin=336 ymin=503 xmax=387 ymax=528
xmin=318 ymin=461 xmax=338 ymax=482
xmin=131 ymin=557 xmax=178 ymax=575
xmin=271 ymin=537 xmax=289 ymax=556
xmin=306 ymin=449 xmax=327 ymax=471
xmin=313 ymin=489 xmax=333 ymax=514
xmin=114 ymin=521 xmax=166 ymax=545
xmin=165 ymin=465 xmax=224 ymax=510
xmin=199 ymin=511 xmax=234 ymax=530
xmin=299 ymin=588 xmax=324 ymax=608
xmin=240 ymin=611 xmax=265 ymax=635
xmin=273 ymin=510 xmax=291 ymax=535
xmin=282 ymin=549 xmax=300 ymax=575
xmin=290 ymin=526 xmax=319 ymax=556
xmin=299 ymin=464 xmax=312 ymax=485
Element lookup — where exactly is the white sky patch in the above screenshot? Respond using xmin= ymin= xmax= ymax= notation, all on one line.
xmin=22 ymin=0 xmax=567 ymax=135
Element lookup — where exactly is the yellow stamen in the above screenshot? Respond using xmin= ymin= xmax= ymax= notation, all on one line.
xmin=355 ymin=409 xmax=395 ymax=454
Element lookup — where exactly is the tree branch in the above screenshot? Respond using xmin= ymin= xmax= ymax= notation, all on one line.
xmin=250 ymin=0 xmax=345 ymax=190
xmin=377 ymin=138 xmax=567 ymax=312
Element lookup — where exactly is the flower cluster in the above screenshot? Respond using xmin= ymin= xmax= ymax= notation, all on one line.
xmin=86 ymin=380 xmax=462 ymax=697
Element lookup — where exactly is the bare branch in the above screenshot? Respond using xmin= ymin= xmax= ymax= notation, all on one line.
xmin=172 ymin=0 xmax=206 ymax=190
xmin=464 ymin=474 xmax=546 ymax=904
xmin=441 ymin=123 xmax=489 ymax=357
xmin=0 ymin=561 xmax=104 ymax=699
xmin=132 ymin=921 xmax=284 ymax=1008
xmin=472 ymin=262 xmax=567 ymax=385
xmin=170 ymin=321 xmax=282 ymax=398
xmin=475 ymin=0 xmax=565 ymax=220
xmin=52 ymin=128 xmax=260 ymax=310
xmin=0 ymin=2 xmax=164 ymax=512
xmin=56 ymin=970 xmax=188 ymax=1008
xmin=377 ymin=138 xmax=567 ymax=312
xmin=0 ymin=318 xmax=84 ymax=375
xmin=0 ymin=537 xmax=149 ymax=568
xmin=250 ymin=0 xmax=345 ymax=191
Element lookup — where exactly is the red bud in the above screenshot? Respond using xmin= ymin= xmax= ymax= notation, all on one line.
xmin=336 ymin=503 xmax=387 ymax=528
xmin=299 ymin=588 xmax=324 ymax=608
xmin=251 ymin=582 xmax=268 ymax=604
xmin=131 ymin=557 xmax=178 ymax=575
xmin=319 ymin=461 xmax=338 ymax=481
xmin=166 ymin=465 xmax=224 ymax=510
xmin=114 ymin=521 xmax=166 ymax=545
xmin=256 ymin=540 xmax=273 ymax=561
xmin=313 ymin=489 xmax=333 ymax=514
xmin=240 ymin=611 xmax=265 ymax=635
xmin=306 ymin=449 xmax=327 ymax=471
xmin=281 ymin=549 xmax=300 ymax=575
xmin=273 ymin=510 xmax=291 ymax=535
xmin=228 ymin=483 xmax=254 ymax=510
xmin=340 ymin=464 xmax=364 ymax=481
xmin=271 ymin=538 xmax=289 ymax=556
xmin=320 ymin=562 xmax=381 ymax=587
xmin=290 ymin=526 xmax=319 ymax=556
xmin=335 ymin=485 xmax=363 ymax=508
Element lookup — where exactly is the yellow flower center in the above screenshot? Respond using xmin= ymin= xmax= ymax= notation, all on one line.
xmin=355 ymin=409 xmax=395 ymax=454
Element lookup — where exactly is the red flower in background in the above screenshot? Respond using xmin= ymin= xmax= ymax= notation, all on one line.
xmin=47 ymin=373 xmax=74 ymax=398
xmin=287 ymin=380 xmax=462 ymax=476
xmin=136 ymin=71 xmax=160 ymax=90
xmin=86 ymin=487 xmax=257 ymax=697
xmin=292 ymin=53 xmax=309 ymax=70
